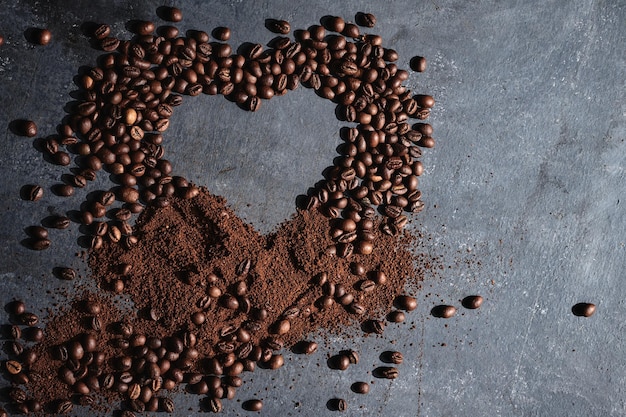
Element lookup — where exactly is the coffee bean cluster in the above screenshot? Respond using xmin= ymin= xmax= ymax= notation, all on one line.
xmin=20 ymin=10 xmax=433 ymax=260
xmin=1 ymin=301 xmax=43 ymax=414
xmin=11 ymin=7 xmax=435 ymax=414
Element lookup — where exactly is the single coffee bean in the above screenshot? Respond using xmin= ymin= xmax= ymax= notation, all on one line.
xmin=351 ymin=381 xmax=370 ymax=394
xmin=14 ymin=119 xmax=38 ymax=137
xmin=22 ymin=326 xmax=43 ymax=342
xmin=394 ymin=295 xmax=418 ymax=311
xmin=26 ymin=226 xmax=48 ymax=239
xmin=33 ymin=28 xmax=52 ymax=45
xmin=22 ymin=184 xmax=43 ymax=201
xmin=358 ymin=279 xmax=376 ymax=292
xmin=50 ymin=215 xmax=70 ymax=229
xmin=387 ymin=310 xmax=406 ymax=323
xmin=5 ymin=360 xmax=22 ymax=374
xmin=334 ymin=398 xmax=348 ymax=412
xmin=355 ymin=12 xmax=376 ymax=28
xmin=345 ymin=349 xmax=359 ymax=364
xmin=160 ymin=397 xmax=175 ymax=413
xmin=431 ymin=304 xmax=456 ymax=318
xmin=375 ymin=366 xmax=399 ymax=379
xmin=30 ymin=238 xmax=50 ymax=250
xmin=9 ymin=387 xmax=27 ymax=403
xmin=572 ymin=302 xmax=596 ymax=317
xmin=302 ymin=341 xmax=318 ymax=355
xmin=267 ymin=19 xmax=291 ymax=34
xmin=382 ymin=351 xmax=404 ymax=364
xmin=8 ymin=323 xmax=22 ymax=339
xmin=52 ymin=184 xmax=74 ymax=197
xmin=267 ymin=354 xmax=284 ymax=369
xmin=20 ymin=312 xmax=38 ymax=326
xmin=160 ymin=6 xmax=183 ymax=22
xmin=8 ymin=300 xmax=26 ymax=315
xmin=348 ymin=303 xmax=365 ymax=315
xmin=213 ymin=26 xmax=231 ymax=41
xmin=207 ymin=397 xmax=222 ymax=413
xmin=56 ymin=267 xmax=76 ymax=280
xmin=333 ymin=354 xmax=350 ymax=370
xmin=462 ymin=295 xmax=484 ymax=310
xmin=242 ymin=399 xmax=263 ymax=412
xmin=410 ymin=56 xmax=427 ymax=72
xmin=93 ymin=23 xmax=110 ymax=39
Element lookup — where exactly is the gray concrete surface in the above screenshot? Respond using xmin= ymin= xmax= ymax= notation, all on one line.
xmin=0 ymin=0 xmax=625 ymax=415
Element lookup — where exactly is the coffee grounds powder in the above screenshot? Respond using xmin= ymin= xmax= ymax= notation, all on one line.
xmin=22 ymin=187 xmax=423 ymax=411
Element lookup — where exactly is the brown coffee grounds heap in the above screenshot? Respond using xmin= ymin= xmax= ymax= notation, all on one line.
xmin=20 ymin=188 xmax=421 ymax=412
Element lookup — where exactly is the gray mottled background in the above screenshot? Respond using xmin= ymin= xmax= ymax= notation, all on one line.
xmin=0 ymin=0 xmax=625 ymax=415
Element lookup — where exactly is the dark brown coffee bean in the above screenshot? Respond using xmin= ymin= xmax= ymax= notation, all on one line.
xmin=93 ymin=23 xmax=110 ymax=39
xmin=462 ymin=295 xmax=484 ymax=310
xmin=333 ymin=354 xmax=350 ymax=370
xmin=52 ymin=184 xmax=74 ymax=197
xmin=32 ymin=28 xmax=52 ymax=45
xmin=375 ymin=366 xmax=399 ymax=379
xmin=348 ymin=303 xmax=365 ymax=315
xmin=19 ymin=312 xmax=38 ymax=326
xmin=213 ymin=26 xmax=231 ymax=41
xmin=394 ymin=295 xmax=417 ymax=311
xmin=220 ymin=295 xmax=239 ymax=310
xmin=351 ymin=381 xmax=369 ymax=394
xmin=242 ymin=399 xmax=263 ymax=412
xmin=381 ymin=351 xmax=404 ymax=364
xmin=9 ymin=387 xmax=27 ymax=403
xmin=22 ymin=327 xmax=43 ymax=342
xmin=358 ymin=279 xmax=376 ymax=292
xmin=266 ymin=354 xmax=284 ymax=369
xmin=22 ymin=184 xmax=43 ymax=201
xmin=160 ymin=6 xmax=183 ymax=22
xmin=355 ymin=12 xmax=376 ymax=28
xmin=56 ymin=267 xmax=76 ymax=280
xmin=206 ymin=397 xmax=222 ymax=413
xmin=431 ymin=304 xmax=456 ymax=318
xmin=572 ymin=302 xmax=596 ymax=317
xmin=30 ymin=238 xmax=50 ymax=250
xmin=272 ymin=319 xmax=290 ymax=335
xmin=334 ymin=398 xmax=348 ymax=412
xmin=100 ymin=36 xmax=120 ymax=51
xmin=387 ymin=310 xmax=405 ymax=323
xmin=5 ymin=360 xmax=22 ymax=374
xmin=267 ymin=19 xmax=291 ymax=34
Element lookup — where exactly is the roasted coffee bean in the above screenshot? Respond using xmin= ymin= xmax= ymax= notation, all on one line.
xmin=15 ymin=120 xmax=38 ymax=137
xmin=22 ymin=326 xmax=43 ymax=342
xmin=6 ymin=324 xmax=21 ymax=340
xmin=220 ymin=294 xmax=239 ymax=310
xmin=26 ymin=225 xmax=47 ymax=240
xmin=53 ymin=183 xmax=74 ymax=196
xmin=19 ymin=312 xmax=38 ymax=326
xmin=30 ymin=238 xmax=50 ymax=250
xmin=93 ymin=23 xmax=110 ymax=39
xmin=272 ymin=319 xmax=290 ymax=335
xmin=5 ymin=360 xmax=22 ymax=374
xmin=266 ymin=354 xmax=284 ymax=369
xmin=348 ymin=303 xmax=365 ymax=315
xmin=358 ymin=279 xmax=376 ymax=292
xmin=346 ymin=349 xmax=359 ymax=364
xmin=387 ymin=310 xmax=405 ymax=323
xmin=236 ymin=258 xmax=252 ymax=276
xmin=462 ymin=295 xmax=484 ymax=310
xmin=394 ymin=295 xmax=417 ymax=311
xmin=213 ymin=26 xmax=231 ymax=41
xmin=375 ymin=366 xmax=399 ymax=379
xmin=32 ymin=28 xmax=52 ymax=45
xmin=372 ymin=270 xmax=387 ymax=285
xmin=349 ymin=381 xmax=369 ymax=397
xmin=22 ymin=184 xmax=43 ymax=201
xmin=9 ymin=387 xmax=27 ymax=403
xmin=572 ymin=302 xmax=596 ymax=317
xmin=160 ymin=397 xmax=175 ymax=413
xmin=267 ymin=19 xmax=291 ymax=34
xmin=431 ymin=304 xmax=456 ymax=318
xmin=333 ymin=398 xmax=348 ymax=412
xmin=160 ymin=6 xmax=183 ymax=22
xmin=355 ymin=12 xmax=376 ymax=28
xmin=8 ymin=300 xmax=26 ymax=315
xmin=333 ymin=354 xmax=350 ymax=370
xmin=56 ymin=267 xmax=76 ymax=280
xmin=242 ymin=399 xmax=263 ymax=412
xmin=50 ymin=215 xmax=70 ymax=229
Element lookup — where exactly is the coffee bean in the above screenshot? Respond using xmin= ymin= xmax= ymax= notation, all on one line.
xmin=348 ymin=303 xmax=365 ymax=315
xmin=160 ymin=6 xmax=183 ymax=22
xmin=5 ymin=360 xmax=22 ymax=374
xmin=387 ymin=310 xmax=405 ymax=323
xmin=266 ymin=354 xmax=284 ymax=369
xmin=358 ymin=279 xmax=376 ymax=292
xmin=26 ymin=226 xmax=47 ymax=240
xmin=382 ymin=351 xmax=403 ymax=364
xmin=355 ymin=12 xmax=376 ymax=28
xmin=93 ymin=23 xmax=110 ymax=39
xmin=160 ymin=397 xmax=174 ymax=413
xmin=372 ymin=270 xmax=387 ymax=285
xmin=242 ymin=399 xmax=263 ymax=411
xmin=52 ymin=184 xmax=74 ymax=197
xmin=375 ymin=366 xmax=399 ymax=379
xmin=333 ymin=354 xmax=350 ymax=370
xmin=272 ymin=319 xmax=291 ymax=335
xmin=394 ymin=295 xmax=417 ymax=311
xmin=267 ymin=19 xmax=291 ymax=34
xmin=191 ymin=311 xmax=206 ymax=325
xmin=333 ymin=398 xmax=348 ymax=412
xmin=367 ymin=319 xmax=385 ymax=334
xmin=22 ymin=184 xmax=43 ymax=201
xmin=220 ymin=295 xmax=239 ymax=310
xmin=22 ymin=327 xmax=43 ymax=342
xmin=33 ymin=28 xmax=52 ymax=45
xmin=302 ymin=341 xmax=318 ymax=355
xmin=56 ymin=267 xmax=76 ymax=280
xmin=351 ymin=381 xmax=369 ymax=394
xmin=462 ymin=295 xmax=484 ymax=310
xmin=431 ymin=305 xmax=456 ymax=318
xmin=30 ymin=238 xmax=50 ymax=250
xmin=19 ymin=312 xmax=38 ymax=326
xmin=572 ymin=302 xmax=596 ymax=317
xmin=9 ymin=387 xmax=26 ymax=403
xmin=213 ymin=26 xmax=231 ymax=41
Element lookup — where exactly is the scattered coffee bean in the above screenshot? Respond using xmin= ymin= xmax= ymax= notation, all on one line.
xmin=431 ymin=304 xmax=456 ymax=318
xmin=32 ymin=28 xmax=52 ymax=45
xmin=394 ymin=295 xmax=417 ymax=311
xmin=462 ymin=295 xmax=484 ymax=310
xmin=382 ymin=351 xmax=403 ymax=364
xmin=242 ymin=399 xmax=263 ymax=411
xmin=387 ymin=310 xmax=405 ymax=323
xmin=8 ymin=300 xmax=26 ymax=315
xmin=19 ymin=312 xmax=38 ymax=326
xmin=351 ymin=381 xmax=370 ymax=394
xmin=355 ymin=12 xmax=376 ymax=27
xmin=5 ymin=360 xmax=22 ymax=374
xmin=21 ymin=184 xmax=43 ymax=201
xmin=410 ymin=56 xmax=427 ymax=72
xmin=213 ymin=26 xmax=231 ymax=41
xmin=572 ymin=302 xmax=596 ymax=317
xmin=374 ymin=366 xmax=399 ymax=379
xmin=267 ymin=19 xmax=291 ymax=34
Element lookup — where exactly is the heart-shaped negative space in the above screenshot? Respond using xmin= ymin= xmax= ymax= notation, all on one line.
xmin=17 ymin=11 xmax=434 ymax=413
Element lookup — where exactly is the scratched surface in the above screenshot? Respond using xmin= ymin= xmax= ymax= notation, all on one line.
xmin=0 ymin=0 xmax=625 ymax=415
